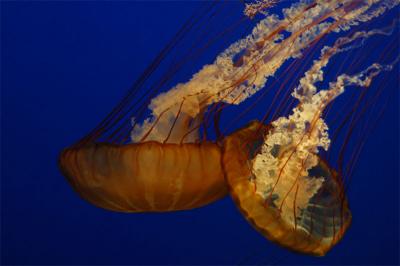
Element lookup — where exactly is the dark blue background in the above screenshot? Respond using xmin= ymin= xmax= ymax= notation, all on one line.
xmin=2 ymin=2 xmax=399 ymax=265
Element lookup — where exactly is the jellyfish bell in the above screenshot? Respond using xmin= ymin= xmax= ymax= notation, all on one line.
xmin=223 ymin=120 xmax=351 ymax=256
xmin=59 ymin=141 xmax=226 ymax=212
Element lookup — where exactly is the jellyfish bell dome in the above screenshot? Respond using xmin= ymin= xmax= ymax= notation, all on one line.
xmin=59 ymin=140 xmax=227 ymax=212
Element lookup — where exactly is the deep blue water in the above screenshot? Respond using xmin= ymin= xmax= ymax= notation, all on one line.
xmin=2 ymin=2 xmax=399 ymax=265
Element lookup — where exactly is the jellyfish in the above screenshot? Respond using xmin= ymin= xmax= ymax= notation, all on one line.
xmin=59 ymin=0 xmax=399 ymax=257
xmin=221 ymin=11 xmax=399 ymax=254
xmin=224 ymin=44 xmax=399 ymax=257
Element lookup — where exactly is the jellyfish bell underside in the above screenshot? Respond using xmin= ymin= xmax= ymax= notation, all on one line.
xmin=223 ymin=121 xmax=351 ymax=256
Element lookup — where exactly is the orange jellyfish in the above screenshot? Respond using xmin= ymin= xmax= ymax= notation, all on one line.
xmin=221 ymin=14 xmax=399 ymax=255
xmin=59 ymin=0 xmax=399 ymax=257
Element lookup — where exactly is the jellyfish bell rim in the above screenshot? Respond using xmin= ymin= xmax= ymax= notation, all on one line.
xmin=222 ymin=120 xmax=352 ymax=256
xmin=59 ymin=140 xmax=229 ymax=213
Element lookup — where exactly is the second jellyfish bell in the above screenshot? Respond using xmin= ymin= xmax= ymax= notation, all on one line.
xmin=223 ymin=120 xmax=351 ymax=256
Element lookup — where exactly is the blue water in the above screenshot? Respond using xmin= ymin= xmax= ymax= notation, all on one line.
xmin=2 ymin=2 xmax=399 ymax=265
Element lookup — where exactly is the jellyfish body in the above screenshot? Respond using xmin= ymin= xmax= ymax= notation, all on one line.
xmin=59 ymin=141 xmax=227 ymax=212
xmin=223 ymin=121 xmax=351 ymax=256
